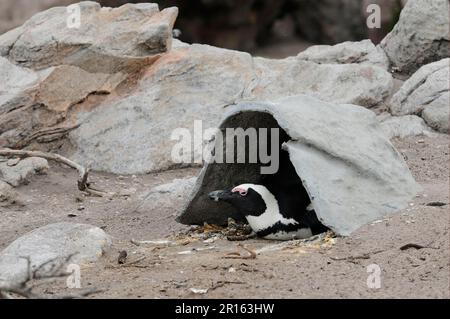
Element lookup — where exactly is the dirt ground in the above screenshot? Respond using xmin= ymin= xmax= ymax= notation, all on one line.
xmin=0 ymin=133 xmax=448 ymax=299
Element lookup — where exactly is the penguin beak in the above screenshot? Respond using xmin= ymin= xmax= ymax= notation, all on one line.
xmin=208 ymin=190 xmax=231 ymax=202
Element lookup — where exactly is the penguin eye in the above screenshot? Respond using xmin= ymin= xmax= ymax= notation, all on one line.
xmin=239 ymin=190 xmax=247 ymax=196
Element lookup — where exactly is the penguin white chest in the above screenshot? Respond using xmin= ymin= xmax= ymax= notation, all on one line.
xmin=243 ymin=185 xmax=298 ymax=232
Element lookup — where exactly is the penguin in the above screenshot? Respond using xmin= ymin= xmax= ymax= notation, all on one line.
xmin=208 ymin=150 xmax=328 ymax=240
xmin=209 ymin=184 xmax=327 ymax=240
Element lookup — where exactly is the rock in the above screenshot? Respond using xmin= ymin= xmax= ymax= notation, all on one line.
xmin=179 ymin=95 xmax=420 ymax=234
xmin=0 ymin=0 xmax=403 ymax=53
xmin=297 ymin=40 xmax=389 ymax=69
xmin=138 ymin=177 xmax=197 ymax=212
xmin=379 ymin=114 xmax=432 ymax=139
xmin=0 ymin=157 xmax=49 ymax=187
xmin=0 ymin=2 xmax=178 ymax=73
xmin=0 ymin=57 xmax=41 ymax=148
xmin=379 ymin=0 xmax=450 ymax=75
xmin=0 ymin=63 xmax=125 ymax=148
xmin=149 ymin=177 xmax=197 ymax=195
xmin=0 ymin=57 xmax=39 ymax=114
xmin=390 ymin=59 xmax=449 ymax=133
xmin=422 ymin=100 xmax=450 ymax=133
xmin=68 ymin=44 xmax=256 ymax=174
xmin=0 ymin=0 xmax=76 ymax=34
xmin=0 ymin=222 xmax=111 ymax=286
xmin=0 ymin=3 xmax=394 ymax=175
xmin=69 ymin=43 xmax=393 ymax=174
xmin=0 ymin=180 xmax=23 ymax=207
xmin=36 ymin=65 xmax=126 ymax=114
xmin=252 ymin=56 xmax=393 ymax=106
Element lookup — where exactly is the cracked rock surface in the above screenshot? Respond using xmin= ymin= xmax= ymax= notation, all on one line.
xmin=390 ymin=58 xmax=449 ymax=133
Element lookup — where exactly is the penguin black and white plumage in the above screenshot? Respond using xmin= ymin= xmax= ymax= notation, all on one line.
xmin=209 ymin=151 xmax=328 ymax=240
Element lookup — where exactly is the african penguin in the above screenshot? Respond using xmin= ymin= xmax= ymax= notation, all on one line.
xmin=209 ymin=184 xmax=328 ymax=240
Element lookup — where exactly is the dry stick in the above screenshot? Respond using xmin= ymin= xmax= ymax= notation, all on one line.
xmin=14 ymin=124 xmax=81 ymax=149
xmin=329 ymin=249 xmax=385 ymax=262
xmin=106 ymin=256 xmax=148 ymax=269
xmin=130 ymin=239 xmax=174 ymax=247
xmin=223 ymin=244 xmax=257 ymax=260
xmin=209 ymin=280 xmax=246 ymax=291
xmin=0 ymin=148 xmax=109 ymax=197
xmin=399 ymin=243 xmax=439 ymax=250
xmin=0 ymin=254 xmax=101 ymax=299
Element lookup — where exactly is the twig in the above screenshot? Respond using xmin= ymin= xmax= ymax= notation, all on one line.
xmin=399 ymin=243 xmax=439 ymax=250
xmin=106 ymin=256 xmax=148 ymax=269
xmin=130 ymin=239 xmax=174 ymax=247
xmin=329 ymin=249 xmax=385 ymax=262
xmin=223 ymin=244 xmax=256 ymax=260
xmin=425 ymin=201 xmax=447 ymax=207
xmin=124 ymin=256 xmax=147 ymax=266
xmin=13 ymin=125 xmax=81 ymax=149
xmin=0 ymin=148 xmax=110 ymax=197
xmin=209 ymin=280 xmax=246 ymax=291
xmin=0 ymin=254 xmax=101 ymax=299
xmin=227 ymin=233 xmax=257 ymax=241
xmin=46 ymin=288 xmax=103 ymax=299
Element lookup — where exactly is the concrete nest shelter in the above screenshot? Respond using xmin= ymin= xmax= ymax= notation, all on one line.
xmin=178 ymin=95 xmax=421 ymax=236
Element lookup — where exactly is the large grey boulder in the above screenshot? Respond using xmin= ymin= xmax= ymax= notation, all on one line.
xmin=297 ymin=39 xmax=389 ymax=69
xmin=69 ymin=43 xmax=393 ymax=174
xmin=390 ymin=58 xmax=449 ymax=133
xmin=379 ymin=0 xmax=449 ymax=75
xmin=0 ymin=223 xmax=111 ymax=286
xmin=178 ymin=95 xmax=420 ymax=236
xmin=252 ymin=56 xmax=392 ymax=106
xmin=0 ymin=2 xmax=394 ymax=175
xmin=0 ymin=1 xmax=178 ymax=73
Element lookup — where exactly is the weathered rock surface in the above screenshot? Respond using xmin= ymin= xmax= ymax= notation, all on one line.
xmin=0 ymin=57 xmax=39 ymax=114
xmin=390 ymin=59 xmax=449 ymax=133
xmin=0 ymin=180 xmax=22 ymax=207
xmin=379 ymin=114 xmax=432 ymax=139
xmin=36 ymin=65 xmax=126 ymax=114
xmin=422 ymin=101 xmax=450 ymax=134
xmin=0 ymin=0 xmax=76 ymax=34
xmin=253 ymin=56 xmax=392 ymax=106
xmin=297 ymin=40 xmax=389 ymax=69
xmin=0 ymin=157 xmax=49 ymax=187
xmin=179 ymin=95 xmax=420 ymax=234
xmin=1 ymin=0 xmax=405 ymax=52
xmin=379 ymin=0 xmax=449 ymax=75
xmin=0 ymin=223 xmax=111 ymax=286
xmin=149 ymin=177 xmax=197 ymax=195
xmin=69 ymin=45 xmax=255 ymax=174
xmin=69 ymin=43 xmax=393 ymax=174
xmin=0 ymin=1 xmax=178 ymax=73
xmin=0 ymin=2 xmax=399 ymax=175
xmin=138 ymin=177 xmax=197 ymax=213
xmin=0 ymin=64 xmax=126 ymax=148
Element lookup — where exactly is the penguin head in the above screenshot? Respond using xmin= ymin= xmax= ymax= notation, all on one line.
xmin=208 ymin=184 xmax=268 ymax=217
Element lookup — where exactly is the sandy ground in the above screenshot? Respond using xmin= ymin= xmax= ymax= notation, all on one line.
xmin=0 ymin=133 xmax=448 ymax=299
